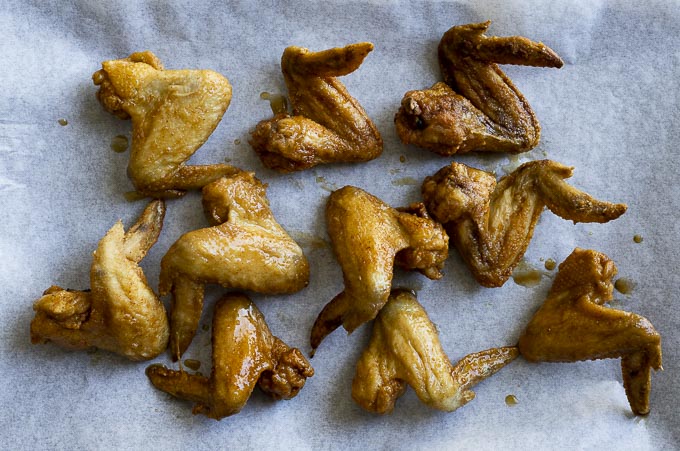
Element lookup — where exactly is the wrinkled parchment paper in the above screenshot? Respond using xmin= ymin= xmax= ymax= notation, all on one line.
xmin=2 ymin=1 xmax=679 ymax=449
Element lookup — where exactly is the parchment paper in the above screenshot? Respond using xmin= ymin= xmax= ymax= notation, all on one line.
xmin=1 ymin=1 xmax=679 ymax=449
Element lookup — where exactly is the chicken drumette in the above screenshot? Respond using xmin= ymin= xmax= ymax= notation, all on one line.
xmin=310 ymin=187 xmax=449 ymax=352
xmin=519 ymin=249 xmax=662 ymax=415
xmin=395 ymin=21 xmax=563 ymax=155
xmin=250 ymin=42 xmax=383 ymax=172
xmin=353 ymin=290 xmax=518 ymax=413
xmin=93 ymin=51 xmax=240 ymax=198
xmin=30 ymin=201 xmax=169 ymax=361
xmin=422 ymin=160 xmax=626 ymax=287
xmin=160 ymin=172 xmax=309 ymax=359
xmin=147 ymin=293 xmax=313 ymax=420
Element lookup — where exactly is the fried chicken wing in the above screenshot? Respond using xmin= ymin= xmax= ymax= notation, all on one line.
xmin=146 ymin=293 xmax=313 ymax=420
xmin=395 ymin=21 xmax=563 ymax=155
xmin=518 ymin=249 xmax=662 ymax=415
xmin=310 ymin=187 xmax=448 ymax=352
xmin=30 ymin=201 xmax=169 ymax=361
xmin=422 ymin=160 xmax=626 ymax=287
xmin=249 ymin=43 xmax=383 ymax=172
xmin=160 ymin=172 xmax=309 ymax=359
xmin=93 ymin=51 xmax=240 ymax=198
xmin=352 ymin=290 xmax=518 ymax=413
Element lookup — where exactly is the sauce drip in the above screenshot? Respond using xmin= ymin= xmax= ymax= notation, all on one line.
xmin=399 ymin=155 xmax=407 ymax=163
xmin=184 ymin=359 xmax=201 ymax=371
xmin=110 ymin=135 xmax=129 ymax=153
xmin=123 ymin=191 xmax=146 ymax=202
xmin=505 ymin=394 xmax=518 ymax=406
xmin=633 ymin=234 xmax=643 ymax=243
xmin=260 ymin=92 xmax=288 ymax=115
xmin=614 ymin=278 xmax=635 ymax=295
xmin=512 ymin=260 xmax=542 ymax=287
xmin=58 ymin=118 xmax=68 ymax=126
xmin=391 ymin=177 xmax=418 ymax=186
xmin=544 ymin=259 xmax=556 ymax=271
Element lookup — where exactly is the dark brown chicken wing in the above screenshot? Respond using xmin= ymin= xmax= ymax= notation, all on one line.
xmin=30 ymin=201 xmax=169 ymax=361
xmin=422 ymin=160 xmax=626 ymax=287
xmin=353 ymin=290 xmax=518 ymax=413
xmin=250 ymin=43 xmax=383 ymax=172
xmin=395 ymin=21 xmax=563 ymax=155
xmin=310 ymin=187 xmax=449 ymax=352
xmin=93 ymin=51 xmax=240 ymax=198
xmin=519 ymin=249 xmax=662 ymax=415
xmin=160 ymin=172 xmax=309 ymax=359
xmin=146 ymin=293 xmax=313 ymax=420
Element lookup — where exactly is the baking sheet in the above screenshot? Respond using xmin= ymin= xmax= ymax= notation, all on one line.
xmin=1 ymin=0 xmax=679 ymax=449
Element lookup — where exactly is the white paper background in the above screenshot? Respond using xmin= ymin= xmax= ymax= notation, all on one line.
xmin=1 ymin=1 xmax=678 ymax=449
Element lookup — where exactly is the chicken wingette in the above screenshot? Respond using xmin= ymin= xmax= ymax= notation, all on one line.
xmin=311 ymin=187 xmax=448 ymax=352
xmin=395 ymin=21 xmax=563 ymax=155
xmin=31 ymin=201 xmax=169 ymax=361
xmin=519 ymin=249 xmax=662 ymax=415
xmin=93 ymin=51 xmax=239 ymax=198
xmin=353 ymin=290 xmax=518 ymax=413
xmin=160 ymin=172 xmax=309 ymax=359
xmin=422 ymin=160 xmax=626 ymax=287
xmin=250 ymin=43 xmax=383 ymax=172
xmin=147 ymin=293 xmax=313 ymax=420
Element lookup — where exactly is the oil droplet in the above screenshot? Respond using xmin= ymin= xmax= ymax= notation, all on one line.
xmin=260 ymin=92 xmax=288 ymax=115
xmin=234 ymin=139 xmax=241 ymax=145
xmin=184 ymin=359 xmax=201 ymax=371
xmin=202 ymin=324 xmax=210 ymax=332
xmin=544 ymin=258 xmax=556 ymax=271
xmin=58 ymin=118 xmax=68 ymax=126
xmin=399 ymin=155 xmax=406 ymax=163
xmin=389 ymin=168 xmax=403 ymax=175
xmin=512 ymin=260 xmax=543 ymax=287
xmin=110 ymin=135 xmax=129 ymax=153
xmin=124 ymin=191 xmax=146 ymax=202
xmin=391 ymin=177 xmax=418 ymax=187
xmin=633 ymin=234 xmax=643 ymax=243
xmin=614 ymin=278 xmax=635 ymax=295
xmin=224 ymin=157 xmax=232 ymax=163
xmin=505 ymin=394 xmax=518 ymax=406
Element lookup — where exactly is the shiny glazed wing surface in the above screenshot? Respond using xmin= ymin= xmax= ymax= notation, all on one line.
xmin=519 ymin=248 xmax=662 ymax=415
xmin=422 ymin=160 xmax=627 ymax=287
xmin=352 ymin=290 xmax=518 ymax=413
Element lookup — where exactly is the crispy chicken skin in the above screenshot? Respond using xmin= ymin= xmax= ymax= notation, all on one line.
xmin=422 ymin=160 xmax=627 ymax=287
xmin=146 ymin=293 xmax=313 ymax=420
xmin=395 ymin=21 xmax=563 ymax=155
xmin=353 ymin=290 xmax=518 ymax=413
xmin=30 ymin=201 xmax=169 ymax=361
xmin=93 ymin=51 xmax=240 ymax=198
xmin=519 ymin=249 xmax=662 ymax=415
xmin=160 ymin=172 xmax=309 ymax=359
xmin=250 ymin=43 xmax=383 ymax=172
xmin=310 ymin=187 xmax=449 ymax=352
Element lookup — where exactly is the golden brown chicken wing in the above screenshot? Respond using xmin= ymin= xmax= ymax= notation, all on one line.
xmin=310 ymin=187 xmax=449 ymax=352
xmin=395 ymin=21 xmax=563 ymax=155
xmin=353 ymin=290 xmax=518 ymax=413
xmin=146 ymin=293 xmax=313 ymax=420
xmin=422 ymin=160 xmax=626 ymax=287
xmin=30 ymin=201 xmax=169 ymax=361
xmin=519 ymin=249 xmax=662 ymax=415
xmin=93 ymin=51 xmax=240 ymax=198
xmin=160 ymin=172 xmax=309 ymax=359
xmin=250 ymin=43 xmax=383 ymax=172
